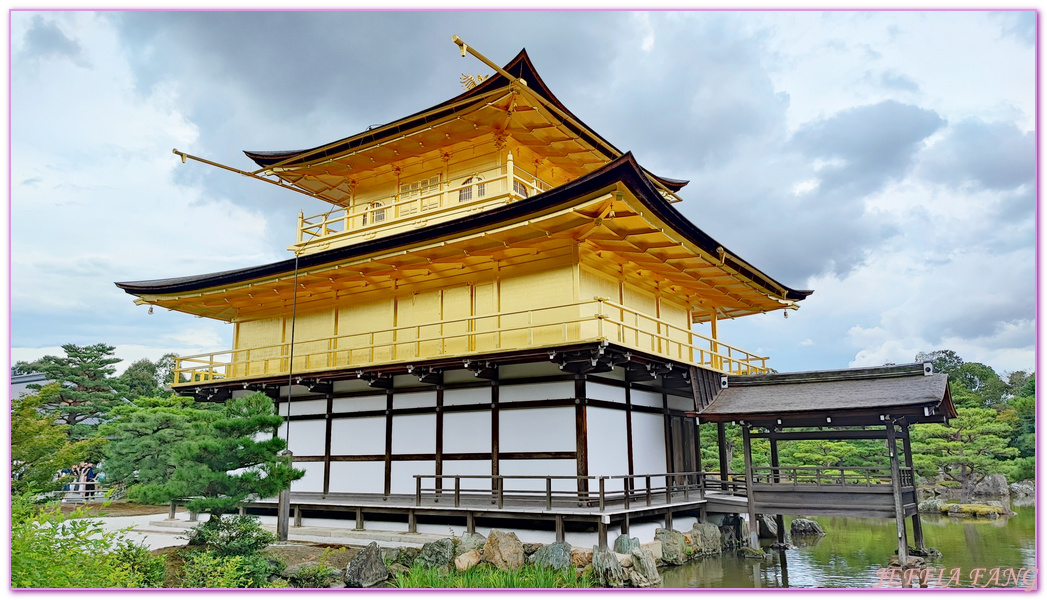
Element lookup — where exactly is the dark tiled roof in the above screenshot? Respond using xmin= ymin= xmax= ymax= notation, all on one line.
xmin=699 ymin=363 xmax=956 ymax=424
xmin=115 ymin=152 xmax=812 ymax=301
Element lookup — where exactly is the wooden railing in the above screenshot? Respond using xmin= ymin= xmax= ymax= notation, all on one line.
xmin=292 ymin=159 xmax=552 ymax=252
xmin=749 ymin=466 xmax=914 ymax=487
xmin=172 ymin=299 xmax=770 ymax=386
xmin=412 ymin=471 xmax=706 ymax=511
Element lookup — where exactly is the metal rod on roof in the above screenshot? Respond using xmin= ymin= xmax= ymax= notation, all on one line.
xmin=172 ymin=148 xmax=326 ymax=203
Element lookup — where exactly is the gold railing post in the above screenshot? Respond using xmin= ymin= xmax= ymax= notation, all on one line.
xmin=296 ymin=211 xmax=304 ymax=244
xmin=506 ymin=152 xmax=515 ymax=197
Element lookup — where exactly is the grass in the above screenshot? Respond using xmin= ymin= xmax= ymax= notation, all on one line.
xmin=393 ymin=563 xmax=595 ymax=588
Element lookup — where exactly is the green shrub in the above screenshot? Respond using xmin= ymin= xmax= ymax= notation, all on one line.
xmin=185 ymin=514 xmax=275 ymax=557
xmin=11 ymin=494 xmax=163 ymax=588
xmin=286 ymin=549 xmax=339 ymax=588
xmin=179 ymin=550 xmax=284 ymax=588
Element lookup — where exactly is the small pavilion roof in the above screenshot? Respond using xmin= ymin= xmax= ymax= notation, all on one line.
xmin=696 ymin=363 xmax=956 ymax=427
xmin=242 ymin=49 xmax=687 ymax=201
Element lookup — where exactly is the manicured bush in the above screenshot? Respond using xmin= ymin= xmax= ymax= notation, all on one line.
xmin=185 ymin=514 xmax=275 ymax=557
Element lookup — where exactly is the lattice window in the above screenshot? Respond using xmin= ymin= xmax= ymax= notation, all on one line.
xmin=459 ymin=176 xmax=486 ymax=203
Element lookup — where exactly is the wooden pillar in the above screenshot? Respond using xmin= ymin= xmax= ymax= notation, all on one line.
xmin=900 ymin=421 xmax=925 ymax=550
xmin=383 ymin=390 xmax=393 ymax=497
xmin=435 ymin=385 xmax=444 ymax=495
xmin=717 ymin=423 xmax=729 ymax=491
xmin=466 ymin=512 xmax=475 ymax=534
xmin=597 ymin=519 xmax=608 ymax=550
xmin=769 ymin=429 xmax=785 ymax=544
xmin=555 ymin=515 xmax=564 ymax=542
xmin=491 ymin=379 xmax=500 ymax=494
xmin=741 ymin=424 xmax=759 ymax=550
xmin=355 ymin=507 xmax=364 ymax=530
xmin=886 ymin=421 xmax=909 ymax=564
xmin=323 ymin=393 xmax=333 ymax=495
xmin=622 ymin=514 xmax=630 ymax=535
xmin=575 ymin=374 xmax=589 ymax=496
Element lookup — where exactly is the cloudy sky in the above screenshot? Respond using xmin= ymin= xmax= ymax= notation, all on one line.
xmin=8 ymin=10 xmax=1036 ymax=378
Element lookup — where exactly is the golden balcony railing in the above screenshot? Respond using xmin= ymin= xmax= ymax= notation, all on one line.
xmin=172 ymin=298 xmax=770 ymax=386
xmin=292 ymin=156 xmax=552 ymax=253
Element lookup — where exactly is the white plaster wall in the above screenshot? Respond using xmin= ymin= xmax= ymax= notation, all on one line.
xmin=289 ymin=399 xmax=327 ymax=416
xmin=440 ymin=460 xmax=492 ymax=480
xmin=667 ymin=393 xmax=694 ymax=412
xmin=390 ymin=460 xmax=436 ymax=494
xmin=499 ymin=459 xmax=576 ymax=491
xmin=631 ymin=412 xmax=667 ymax=475
xmin=500 ymin=407 xmax=575 ymax=452
xmin=585 ymin=407 xmax=629 ymax=491
xmin=631 ymin=388 xmax=663 ymax=408
xmin=329 ymin=462 xmax=384 ymax=494
xmin=588 ymin=382 xmax=625 ymax=404
xmin=290 ymin=462 xmax=324 ymax=493
xmin=393 ymin=391 xmax=437 ymax=410
xmin=332 ymin=395 xmax=387 ymax=413
xmin=330 ymin=417 xmax=385 ymax=455
xmin=500 ymin=381 xmax=573 ymax=403
xmin=498 ymin=362 xmax=564 ymax=380
xmin=392 ymin=414 xmax=436 ymax=454
xmin=443 ymin=387 xmax=491 ymax=407
xmin=287 ymin=419 xmax=326 ymax=456
xmin=443 ymin=411 xmax=491 ymax=453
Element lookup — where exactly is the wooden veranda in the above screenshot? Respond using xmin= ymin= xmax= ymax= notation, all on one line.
xmin=692 ymin=362 xmax=956 ymax=564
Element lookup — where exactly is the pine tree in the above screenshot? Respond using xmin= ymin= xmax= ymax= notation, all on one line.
xmin=912 ymin=407 xmax=1019 ymax=502
xmin=100 ymin=396 xmax=218 ymax=491
xmin=26 ymin=343 xmax=129 ymax=439
xmin=131 ymin=393 xmax=303 ymax=516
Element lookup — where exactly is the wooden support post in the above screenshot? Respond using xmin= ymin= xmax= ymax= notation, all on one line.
xmin=277 ymin=489 xmax=290 ymax=541
xmin=622 ymin=513 xmax=630 ymax=535
xmin=293 ymin=505 xmax=302 ymax=528
xmin=355 ymin=507 xmax=363 ymax=531
xmin=408 ymin=509 xmax=417 ymax=533
xmin=886 ymin=421 xmax=909 ymax=565
xmin=717 ymin=423 xmax=729 ymax=491
xmin=665 ymin=508 xmax=673 ymax=530
xmin=598 ymin=520 xmax=608 ymax=550
xmin=168 ymin=500 xmax=177 ymax=520
xmin=769 ymin=429 xmax=785 ymax=544
xmin=466 ymin=512 xmax=475 ymax=534
xmin=741 ymin=424 xmax=760 ymax=550
xmin=900 ymin=421 xmax=926 ymax=550
xmin=555 ymin=515 xmax=564 ymax=542
xmin=775 ymin=515 xmax=785 ymax=545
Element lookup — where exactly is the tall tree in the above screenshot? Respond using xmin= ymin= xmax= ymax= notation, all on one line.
xmin=912 ymin=407 xmax=1018 ymax=502
xmin=10 ymin=384 xmax=100 ymax=496
xmin=25 ymin=343 xmax=129 ymax=438
xmin=131 ymin=393 xmax=303 ymax=516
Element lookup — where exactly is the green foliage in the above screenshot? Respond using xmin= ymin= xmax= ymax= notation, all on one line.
xmin=11 ymin=387 xmax=97 ymax=495
xmin=912 ymin=407 xmax=1018 ymax=502
xmin=1007 ymin=456 xmax=1035 ymax=482
xmin=394 ymin=563 xmax=595 ymax=588
xmin=24 ymin=343 xmax=129 ymax=439
xmin=179 ymin=550 xmax=282 ymax=588
xmin=128 ymin=392 xmax=303 ymax=516
xmin=286 ymin=549 xmax=339 ymax=588
xmin=101 ymin=395 xmax=218 ymax=491
xmin=10 ymin=494 xmax=164 ymax=588
xmin=185 ymin=514 xmax=276 ymax=557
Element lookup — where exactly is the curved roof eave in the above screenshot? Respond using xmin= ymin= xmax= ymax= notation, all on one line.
xmin=116 ymin=152 xmax=810 ymax=304
xmin=242 ymin=49 xmax=688 ymax=193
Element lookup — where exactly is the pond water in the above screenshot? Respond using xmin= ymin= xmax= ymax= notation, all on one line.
xmin=659 ymin=502 xmax=1036 ymax=589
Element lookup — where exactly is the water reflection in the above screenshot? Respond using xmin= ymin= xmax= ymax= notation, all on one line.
xmin=659 ymin=503 xmax=1035 ymax=588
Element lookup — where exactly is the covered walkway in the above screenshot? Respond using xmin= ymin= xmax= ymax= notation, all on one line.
xmin=692 ymin=362 xmax=956 ymax=564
